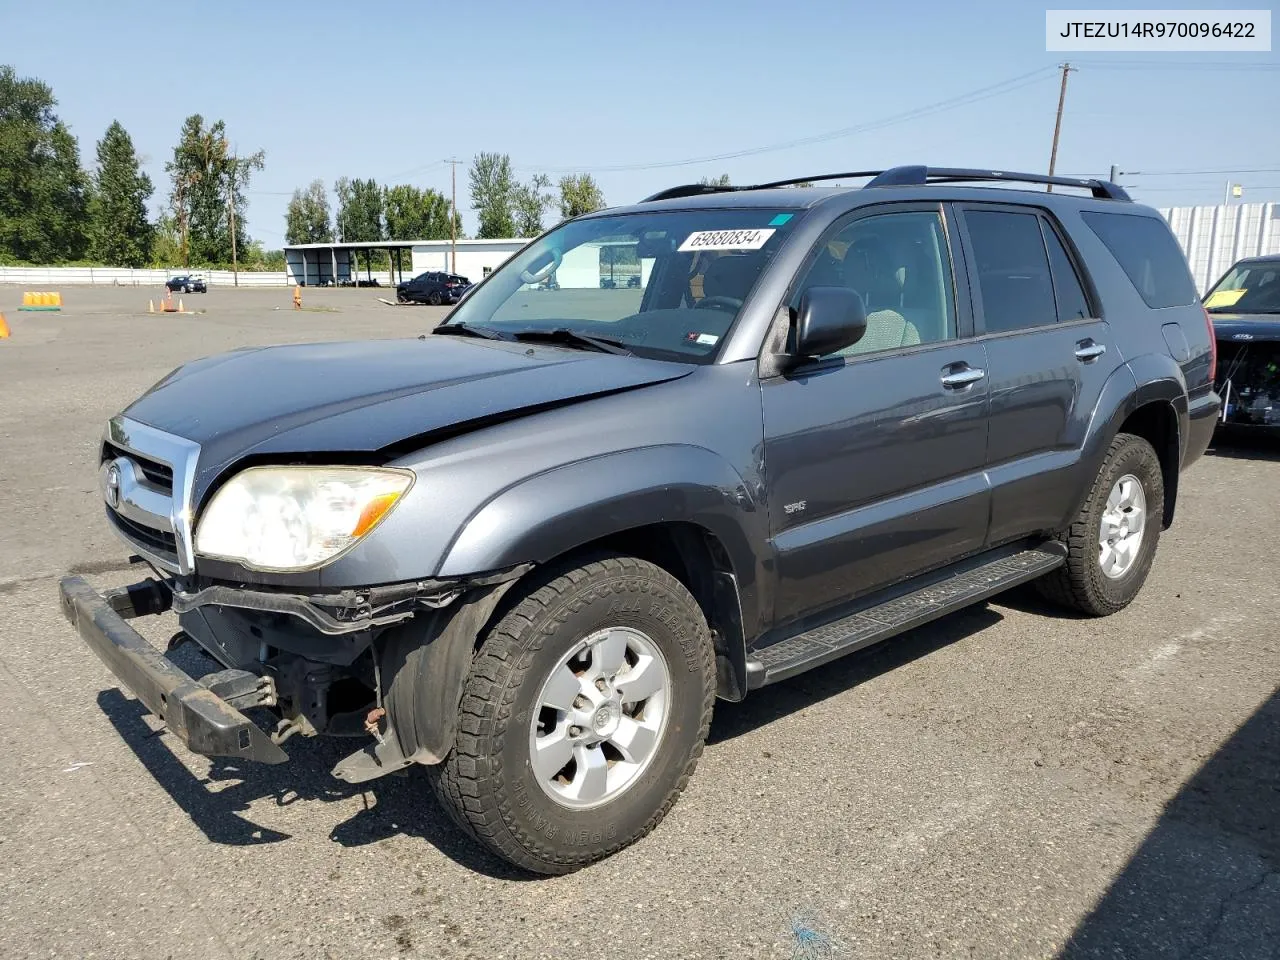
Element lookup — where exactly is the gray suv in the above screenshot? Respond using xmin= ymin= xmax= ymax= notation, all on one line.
xmin=60 ymin=166 xmax=1220 ymax=874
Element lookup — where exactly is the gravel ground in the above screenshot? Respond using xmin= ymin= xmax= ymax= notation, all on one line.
xmin=0 ymin=285 xmax=1276 ymax=960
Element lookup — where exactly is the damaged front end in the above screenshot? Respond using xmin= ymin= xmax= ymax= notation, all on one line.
xmin=1213 ymin=316 xmax=1280 ymax=431
xmin=59 ymin=563 xmax=529 ymax=781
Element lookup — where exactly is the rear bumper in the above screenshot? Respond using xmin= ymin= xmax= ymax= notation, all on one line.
xmin=1184 ymin=389 xmax=1221 ymax=470
xmin=59 ymin=575 xmax=287 ymax=764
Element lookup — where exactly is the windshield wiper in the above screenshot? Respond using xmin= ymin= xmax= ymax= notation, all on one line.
xmin=511 ymin=328 xmax=633 ymax=356
xmin=430 ymin=322 xmax=513 ymax=341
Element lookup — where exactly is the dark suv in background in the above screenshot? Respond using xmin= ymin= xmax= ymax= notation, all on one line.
xmin=61 ymin=165 xmax=1218 ymax=876
xmin=396 ymin=271 xmax=472 ymax=305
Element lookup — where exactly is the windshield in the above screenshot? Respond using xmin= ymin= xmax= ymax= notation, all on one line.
xmin=441 ymin=208 xmax=801 ymax=363
xmin=1205 ymin=261 xmax=1280 ymax=314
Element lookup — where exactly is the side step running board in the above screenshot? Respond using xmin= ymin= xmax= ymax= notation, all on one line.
xmin=746 ymin=543 xmax=1066 ymax=689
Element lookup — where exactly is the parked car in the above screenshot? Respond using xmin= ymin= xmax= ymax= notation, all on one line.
xmin=61 ymin=165 xmax=1218 ymax=876
xmin=397 ymin=271 xmax=471 ymax=305
xmin=165 ymin=275 xmax=206 ymax=293
xmin=1204 ymin=255 xmax=1280 ymax=432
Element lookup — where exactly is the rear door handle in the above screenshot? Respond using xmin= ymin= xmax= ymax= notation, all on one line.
xmin=940 ymin=365 xmax=986 ymax=389
xmin=1075 ymin=340 xmax=1107 ymax=362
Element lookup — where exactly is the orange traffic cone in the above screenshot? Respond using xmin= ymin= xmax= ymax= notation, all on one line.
xmin=178 ymin=298 xmax=185 ymax=313
xmin=0 ymin=312 xmax=9 ymax=339
xmin=148 ymin=299 xmax=154 ymax=313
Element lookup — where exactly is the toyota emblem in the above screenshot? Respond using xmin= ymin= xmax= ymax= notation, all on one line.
xmin=105 ymin=462 xmax=121 ymax=509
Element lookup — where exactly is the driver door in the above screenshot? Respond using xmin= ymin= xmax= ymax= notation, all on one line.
xmin=761 ymin=204 xmax=992 ymax=628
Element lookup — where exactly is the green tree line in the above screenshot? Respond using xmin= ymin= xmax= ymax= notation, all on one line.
xmin=1 ymin=64 xmax=279 ymax=269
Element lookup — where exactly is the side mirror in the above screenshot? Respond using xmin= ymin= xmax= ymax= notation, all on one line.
xmin=792 ymin=286 xmax=867 ymax=361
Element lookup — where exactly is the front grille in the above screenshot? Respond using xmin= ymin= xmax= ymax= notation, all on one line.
xmin=102 ymin=442 xmax=174 ymax=490
xmin=108 ymin=509 xmax=179 ymax=564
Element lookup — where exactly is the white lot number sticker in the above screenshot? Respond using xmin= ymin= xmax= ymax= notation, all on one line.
xmin=678 ymin=228 xmax=775 ymax=253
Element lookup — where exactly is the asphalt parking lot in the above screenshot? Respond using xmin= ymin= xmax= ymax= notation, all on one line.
xmin=0 ymin=284 xmax=1276 ymax=960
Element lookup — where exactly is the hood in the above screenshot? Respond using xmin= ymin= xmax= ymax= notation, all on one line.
xmin=123 ymin=335 xmax=694 ymax=503
xmin=1210 ymin=312 xmax=1280 ymax=343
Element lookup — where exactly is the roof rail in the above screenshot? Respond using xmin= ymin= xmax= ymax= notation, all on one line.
xmin=641 ymin=184 xmax=739 ymax=202
xmin=751 ymin=171 xmax=886 ymax=189
xmin=865 ymin=165 xmax=1130 ymax=201
xmin=642 ymin=166 xmax=1131 ymax=204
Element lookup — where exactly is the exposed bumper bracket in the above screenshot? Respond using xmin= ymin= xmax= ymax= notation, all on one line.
xmin=60 ymin=575 xmax=288 ymax=764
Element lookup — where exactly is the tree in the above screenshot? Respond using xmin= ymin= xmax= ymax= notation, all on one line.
xmin=512 ymin=173 xmax=553 ymax=237
xmin=335 ymin=176 xmax=383 ymax=242
xmin=557 ymin=173 xmax=605 ymax=220
xmin=0 ymin=65 xmax=90 ymax=262
xmin=285 ymin=179 xmax=332 ymax=245
xmin=469 ymin=152 xmax=515 ymax=238
xmin=698 ymin=173 xmax=732 ymax=187
xmin=88 ymin=120 xmax=153 ymax=266
xmin=166 ymin=114 xmax=263 ymax=265
xmin=384 ymin=183 xmax=457 ymax=240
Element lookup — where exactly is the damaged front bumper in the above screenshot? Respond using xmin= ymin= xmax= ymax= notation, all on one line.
xmin=59 ymin=575 xmax=288 ymax=763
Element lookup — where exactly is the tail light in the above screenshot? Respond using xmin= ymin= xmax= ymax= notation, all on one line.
xmin=1203 ymin=306 xmax=1217 ymax=383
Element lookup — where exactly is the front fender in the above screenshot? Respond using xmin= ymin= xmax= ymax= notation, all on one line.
xmin=438 ymin=444 xmax=769 ymax=635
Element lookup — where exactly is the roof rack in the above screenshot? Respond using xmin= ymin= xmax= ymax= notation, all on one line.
xmin=641 ymin=183 xmax=740 ymax=202
xmin=641 ymin=166 xmax=1130 ymax=203
xmin=864 ymin=166 xmax=1130 ymax=200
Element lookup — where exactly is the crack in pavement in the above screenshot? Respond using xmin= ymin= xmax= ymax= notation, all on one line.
xmin=1190 ymin=865 xmax=1279 ymax=959
xmin=0 ymin=558 xmax=139 ymax=595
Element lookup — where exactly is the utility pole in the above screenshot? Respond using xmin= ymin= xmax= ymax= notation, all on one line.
xmin=1046 ymin=62 xmax=1074 ymax=192
xmin=446 ymin=157 xmax=460 ymax=275
xmin=227 ymin=153 xmax=240 ymax=287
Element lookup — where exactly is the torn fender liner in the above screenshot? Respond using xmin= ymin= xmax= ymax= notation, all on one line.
xmin=59 ymin=575 xmax=287 ymax=764
xmin=332 ymin=581 xmax=517 ymax=782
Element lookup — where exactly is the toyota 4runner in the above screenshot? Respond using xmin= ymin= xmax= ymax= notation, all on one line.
xmin=60 ymin=165 xmax=1220 ymax=874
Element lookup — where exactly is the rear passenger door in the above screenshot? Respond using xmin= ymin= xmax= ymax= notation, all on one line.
xmin=954 ymin=203 xmax=1123 ymax=545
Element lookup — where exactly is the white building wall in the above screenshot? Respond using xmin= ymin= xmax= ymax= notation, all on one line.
xmin=1158 ymin=202 xmax=1280 ymax=294
xmin=410 ymin=240 xmax=527 ymax=282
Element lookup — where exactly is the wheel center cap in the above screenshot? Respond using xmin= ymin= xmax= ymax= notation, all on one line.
xmin=591 ymin=701 xmax=620 ymax=737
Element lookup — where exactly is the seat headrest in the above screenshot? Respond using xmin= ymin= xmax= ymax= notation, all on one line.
xmin=702 ymin=254 xmax=765 ymax=302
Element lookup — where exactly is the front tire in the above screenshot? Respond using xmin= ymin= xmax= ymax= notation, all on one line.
xmin=1036 ymin=432 xmax=1164 ymax=616
xmin=428 ymin=554 xmax=716 ymax=875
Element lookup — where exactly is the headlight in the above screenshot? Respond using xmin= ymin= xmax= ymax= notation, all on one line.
xmin=194 ymin=466 xmax=414 ymax=571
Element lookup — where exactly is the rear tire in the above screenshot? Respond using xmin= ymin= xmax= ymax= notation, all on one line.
xmin=427 ymin=554 xmax=716 ymax=875
xmin=1036 ymin=432 xmax=1164 ymax=616
xmin=429 ymin=291 xmax=443 ymax=306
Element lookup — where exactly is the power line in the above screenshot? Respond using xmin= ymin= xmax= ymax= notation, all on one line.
xmin=1074 ymin=60 xmax=1280 ymax=71
xmin=520 ymin=66 xmax=1060 ymax=175
xmin=1064 ymin=167 xmax=1280 ymax=178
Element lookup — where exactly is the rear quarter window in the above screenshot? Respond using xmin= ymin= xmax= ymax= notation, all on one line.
xmin=1080 ymin=211 xmax=1197 ymax=309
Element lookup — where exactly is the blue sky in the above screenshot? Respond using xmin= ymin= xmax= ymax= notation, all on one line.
xmin=5 ymin=0 xmax=1277 ymax=244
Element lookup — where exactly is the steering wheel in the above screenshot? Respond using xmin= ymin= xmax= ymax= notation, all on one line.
xmin=695 ymin=296 xmax=742 ymax=313
xmin=520 ymin=249 xmax=562 ymax=285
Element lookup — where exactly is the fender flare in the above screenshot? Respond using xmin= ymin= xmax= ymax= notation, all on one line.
xmin=439 ymin=444 xmax=768 ymax=699
xmin=1067 ymin=353 xmax=1187 ymax=529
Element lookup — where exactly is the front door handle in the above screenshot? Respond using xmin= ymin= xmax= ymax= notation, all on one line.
xmin=1075 ymin=339 xmax=1107 ymax=362
xmin=940 ymin=365 xmax=986 ymax=389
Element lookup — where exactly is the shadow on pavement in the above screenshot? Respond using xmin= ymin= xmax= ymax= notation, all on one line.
xmin=709 ymin=604 xmax=1004 ymax=744
xmin=1205 ymin=432 xmax=1280 ymax=462
xmin=95 ymin=689 xmax=535 ymax=881
xmin=1060 ymin=687 xmax=1280 ymax=959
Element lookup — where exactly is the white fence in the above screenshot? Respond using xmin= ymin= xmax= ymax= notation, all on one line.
xmin=1158 ymin=202 xmax=1280 ymax=294
xmin=0 ymin=267 xmax=291 ymax=287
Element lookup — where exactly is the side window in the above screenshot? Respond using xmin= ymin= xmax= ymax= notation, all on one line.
xmin=792 ymin=210 xmax=957 ymax=359
xmin=1080 ymin=211 xmax=1197 ymax=308
xmin=1041 ymin=221 xmax=1093 ymax=320
xmin=963 ymin=210 xmax=1057 ymax=333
